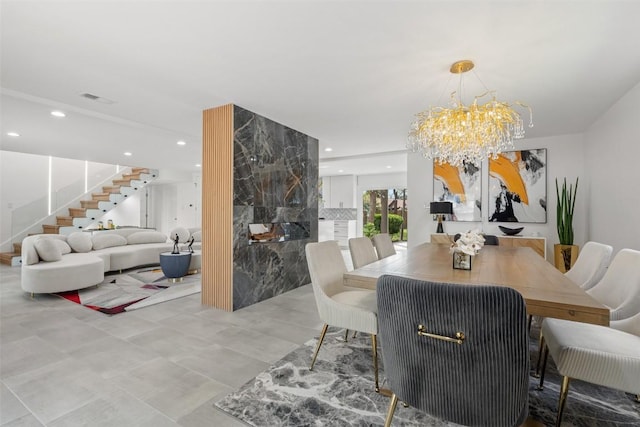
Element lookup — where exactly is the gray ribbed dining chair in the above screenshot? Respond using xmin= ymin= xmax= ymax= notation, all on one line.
xmin=372 ymin=233 xmax=396 ymax=260
xmin=349 ymin=236 xmax=378 ymax=269
xmin=377 ymin=275 xmax=529 ymax=427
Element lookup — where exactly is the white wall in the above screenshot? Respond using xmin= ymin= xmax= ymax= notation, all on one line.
xmin=407 ymin=134 xmax=587 ymax=261
xmin=585 ymin=82 xmax=640 ymax=253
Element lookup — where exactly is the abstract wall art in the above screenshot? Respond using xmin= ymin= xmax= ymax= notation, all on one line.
xmin=488 ymin=149 xmax=547 ymax=223
xmin=433 ymin=160 xmax=482 ymax=222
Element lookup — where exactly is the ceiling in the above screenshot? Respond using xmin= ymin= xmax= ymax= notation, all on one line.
xmin=2 ymin=1 xmax=639 ymax=178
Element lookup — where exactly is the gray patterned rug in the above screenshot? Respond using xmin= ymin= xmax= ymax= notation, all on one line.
xmin=215 ymin=327 xmax=639 ymax=426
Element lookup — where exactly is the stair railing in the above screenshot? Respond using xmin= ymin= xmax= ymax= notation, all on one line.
xmin=1 ymin=167 xmax=132 ymax=252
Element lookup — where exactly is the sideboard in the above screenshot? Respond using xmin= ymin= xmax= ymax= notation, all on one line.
xmin=430 ymin=233 xmax=547 ymax=258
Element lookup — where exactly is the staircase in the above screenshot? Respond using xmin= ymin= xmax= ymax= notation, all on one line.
xmin=0 ymin=167 xmax=158 ymax=266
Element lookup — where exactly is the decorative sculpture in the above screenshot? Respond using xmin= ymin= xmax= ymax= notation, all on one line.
xmin=171 ymin=234 xmax=180 ymax=254
xmin=186 ymin=236 xmax=195 ymax=253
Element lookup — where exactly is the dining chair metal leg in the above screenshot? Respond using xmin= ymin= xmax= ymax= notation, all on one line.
xmin=344 ymin=329 xmax=349 ymax=342
xmin=310 ymin=324 xmax=329 ymax=370
xmin=534 ymin=334 xmax=545 ymax=377
xmin=555 ymin=376 xmax=571 ymax=427
xmin=372 ymin=334 xmax=379 ymax=392
xmin=384 ymin=393 xmax=399 ymax=427
xmin=537 ymin=344 xmax=549 ymax=390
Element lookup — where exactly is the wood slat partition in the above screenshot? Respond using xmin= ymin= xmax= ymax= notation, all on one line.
xmin=202 ymin=104 xmax=234 ymax=310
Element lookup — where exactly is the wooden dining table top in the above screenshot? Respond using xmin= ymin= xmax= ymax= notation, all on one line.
xmin=343 ymin=243 xmax=609 ymax=326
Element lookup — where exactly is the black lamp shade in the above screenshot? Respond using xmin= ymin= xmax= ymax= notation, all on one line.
xmin=430 ymin=201 xmax=453 ymax=214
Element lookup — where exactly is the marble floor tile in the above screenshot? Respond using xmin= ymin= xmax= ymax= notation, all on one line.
xmin=171 ymin=343 xmax=270 ymax=388
xmin=47 ymin=389 xmax=177 ymax=427
xmin=208 ymin=325 xmax=300 ymax=364
xmin=1 ymin=382 xmax=31 ymax=425
xmin=108 ymin=358 xmax=229 ymax=421
xmin=177 ymin=397 xmax=247 ymax=427
xmin=0 ymin=264 xmax=324 ymax=425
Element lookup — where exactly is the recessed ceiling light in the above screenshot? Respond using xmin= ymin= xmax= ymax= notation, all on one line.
xmin=386 ymin=165 xmax=392 ymax=169
xmin=124 ymin=152 xmax=132 ymax=156
xmin=80 ymin=93 xmax=115 ymax=104
xmin=177 ymin=140 xmax=186 ymax=146
xmin=319 ymin=165 xmax=329 ymax=169
xmin=338 ymin=169 xmax=344 ymax=173
xmin=195 ymin=164 xmax=202 ymax=168
xmin=324 ymin=148 xmax=333 ymax=152
xmin=51 ymin=111 xmax=66 ymax=118
xmin=7 ymin=132 xmax=20 ymax=137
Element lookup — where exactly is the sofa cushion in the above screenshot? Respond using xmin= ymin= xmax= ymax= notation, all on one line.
xmin=191 ymin=230 xmax=202 ymax=242
xmin=127 ymin=231 xmax=167 ymax=245
xmin=169 ymin=226 xmax=190 ymax=243
xmin=67 ymin=232 xmax=93 ymax=253
xmin=57 ymin=240 xmax=72 ymax=255
xmin=92 ymin=233 xmax=127 ymax=250
xmin=34 ymin=238 xmax=62 ymax=262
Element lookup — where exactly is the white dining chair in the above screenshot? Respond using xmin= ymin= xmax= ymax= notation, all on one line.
xmin=372 ymin=233 xmax=396 ymax=260
xmin=565 ymin=241 xmax=613 ymax=290
xmin=539 ymin=316 xmax=640 ymax=426
xmin=305 ymin=240 xmax=380 ymax=392
xmin=587 ymin=248 xmax=640 ymax=321
xmin=348 ymin=237 xmax=378 ymax=269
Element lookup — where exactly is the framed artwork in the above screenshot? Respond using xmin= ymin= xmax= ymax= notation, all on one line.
xmin=433 ymin=160 xmax=482 ymax=222
xmin=488 ymin=149 xmax=547 ymax=223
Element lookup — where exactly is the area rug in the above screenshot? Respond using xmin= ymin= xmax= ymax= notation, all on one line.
xmin=56 ymin=268 xmax=201 ymax=315
xmin=215 ymin=328 xmax=640 ymax=426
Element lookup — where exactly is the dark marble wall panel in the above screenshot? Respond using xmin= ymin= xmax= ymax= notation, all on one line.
xmin=232 ymin=105 xmax=318 ymax=310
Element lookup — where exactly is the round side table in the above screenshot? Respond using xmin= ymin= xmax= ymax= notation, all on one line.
xmin=159 ymin=252 xmax=192 ymax=282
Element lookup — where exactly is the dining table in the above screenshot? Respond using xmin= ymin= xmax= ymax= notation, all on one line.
xmin=344 ymin=242 xmax=609 ymax=326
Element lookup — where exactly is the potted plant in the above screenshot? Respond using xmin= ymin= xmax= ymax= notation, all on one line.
xmin=554 ymin=177 xmax=579 ymax=272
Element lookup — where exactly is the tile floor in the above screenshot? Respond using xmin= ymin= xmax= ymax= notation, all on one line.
xmin=0 ymin=244 xmax=406 ymax=426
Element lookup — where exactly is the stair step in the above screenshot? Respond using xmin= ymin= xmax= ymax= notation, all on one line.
xmin=109 ymin=193 xmax=124 ymax=204
xmin=13 ymin=242 xmax=21 ymax=253
xmin=42 ymin=224 xmax=61 ymax=234
xmin=80 ymin=200 xmax=99 ymax=209
xmin=102 ymin=186 xmax=121 ymax=194
xmin=112 ymin=179 xmax=130 ymax=186
xmin=56 ymin=216 xmax=74 ymax=226
xmin=131 ymin=167 xmax=150 ymax=175
xmin=0 ymin=252 xmax=16 ymax=265
xmin=92 ymin=193 xmax=111 ymax=201
xmin=69 ymin=207 xmax=86 ymax=217
xmin=85 ymin=209 xmax=102 ymax=220
xmin=73 ymin=217 xmax=93 ymax=228
xmin=119 ymin=187 xmax=137 ymax=197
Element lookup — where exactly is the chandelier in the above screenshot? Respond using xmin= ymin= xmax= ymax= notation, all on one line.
xmin=408 ymin=60 xmax=533 ymax=166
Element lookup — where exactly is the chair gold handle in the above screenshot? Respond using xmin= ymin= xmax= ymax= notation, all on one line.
xmin=417 ymin=324 xmax=465 ymax=345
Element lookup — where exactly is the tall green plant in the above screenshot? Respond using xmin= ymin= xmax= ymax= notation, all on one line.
xmin=556 ymin=177 xmax=579 ymax=245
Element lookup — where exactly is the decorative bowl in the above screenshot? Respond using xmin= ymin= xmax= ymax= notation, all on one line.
xmin=499 ymin=226 xmax=524 ymax=236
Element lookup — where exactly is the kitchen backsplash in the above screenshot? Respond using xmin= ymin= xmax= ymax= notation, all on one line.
xmin=319 ymin=208 xmax=357 ymax=220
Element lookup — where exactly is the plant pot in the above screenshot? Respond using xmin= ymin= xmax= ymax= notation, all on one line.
xmin=554 ymin=244 xmax=578 ymax=273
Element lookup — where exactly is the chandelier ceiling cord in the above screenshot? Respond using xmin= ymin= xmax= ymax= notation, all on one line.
xmin=408 ymin=60 xmax=533 ymax=167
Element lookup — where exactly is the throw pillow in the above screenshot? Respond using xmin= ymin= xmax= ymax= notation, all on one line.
xmin=191 ymin=230 xmax=202 ymax=242
xmin=169 ymin=226 xmax=190 ymax=243
xmin=127 ymin=231 xmax=168 ymax=245
xmin=34 ymin=238 xmax=62 ymax=262
xmin=67 ymin=232 xmax=93 ymax=252
xmin=92 ymin=233 xmax=127 ymax=250
xmin=55 ymin=239 xmax=72 ymax=255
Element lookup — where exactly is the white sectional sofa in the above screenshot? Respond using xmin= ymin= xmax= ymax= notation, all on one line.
xmin=21 ymin=227 xmax=201 ymax=294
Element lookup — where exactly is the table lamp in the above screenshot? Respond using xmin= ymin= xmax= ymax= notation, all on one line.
xmin=430 ymin=201 xmax=453 ymax=233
